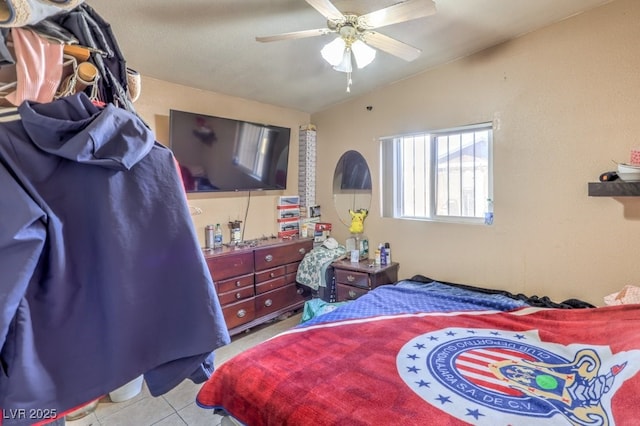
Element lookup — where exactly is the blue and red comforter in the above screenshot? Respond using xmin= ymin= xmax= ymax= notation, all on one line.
xmin=197 ymin=281 xmax=638 ymax=425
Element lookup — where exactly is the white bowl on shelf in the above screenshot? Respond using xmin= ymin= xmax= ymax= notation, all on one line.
xmin=618 ymin=173 xmax=640 ymax=182
xmin=617 ymin=163 xmax=640 ymax=181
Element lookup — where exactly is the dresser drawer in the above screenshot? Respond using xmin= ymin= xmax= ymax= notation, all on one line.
xmin=218 ymin=285 xmax=255 ymax=306
xmin=285 ymin=261 xmax=301 ymax=275
xmin=255 ymin=265 xmax=285 ymax=284
xmin=216 ymin=273 xmax=254 ymax=294
xmin=285 ymin=272 xmax=297 ymax=285
xmin=334 ymin=269 xmax=370 ymax=289
xmin=255 ymin=284 xmax=307 ymax=317
xmin=207 ymin=251 xmax=254 ymax=281
xmin=222 ymin=299 xmax=256 ymax=330
xmin=255 ymin=275 xmax=288 ymax=294
xmin=336 ymin=284 xmax=369 ymax=301
xmin=254 ymin=239 xmax=313 ymax=271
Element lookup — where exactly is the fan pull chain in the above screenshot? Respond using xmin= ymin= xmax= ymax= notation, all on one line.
xmin=346 ymin=71 xmax=352 ymax=93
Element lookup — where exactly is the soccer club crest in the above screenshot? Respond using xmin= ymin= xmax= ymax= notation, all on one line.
xmin=397 ymin=327 xmax=639 ymax=425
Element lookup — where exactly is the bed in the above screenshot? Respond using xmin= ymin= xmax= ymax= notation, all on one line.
xmin=196 ymin=277 xmax=640 ymax=425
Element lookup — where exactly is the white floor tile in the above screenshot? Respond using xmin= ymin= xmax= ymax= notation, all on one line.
xmin=66 ymin=313 xmax=301 ymax=425
xmin=98 ymin=396 xmax=174 ymax=425
xmin=162 ymin=379 xmax=204 ymax=412
xmin=176 ymin=403 xmax=223 ymax=426
xmin=151 ymin=413 xmax=187 ymax=426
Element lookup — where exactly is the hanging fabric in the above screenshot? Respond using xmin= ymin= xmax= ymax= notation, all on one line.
xmin=0 ymin=28 xmax=14 ymax=64
xmin=3 ymin=27 xmax=63 ymax=106
xmin=0 ymin=2 xmax=141 ymax=113
xmin=29 ymin=17 xmax=78 ymax=45
xmin=0 ymin=94 xmax=230 ymax=424
xmin=0 ymin=0 xmax=85 ymax=27
xmin=51 ymin=4 xmax=136 ymax=113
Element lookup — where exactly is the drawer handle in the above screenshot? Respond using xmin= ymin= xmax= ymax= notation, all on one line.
xmin=235 ymin=280 xmax=242 ymax=287
xmin=235 ymin=292 xmax=242 ymax=299
xmin=237 ymin=309 xmax=246 ymax=318
xmin=348 ymin=290 xmax=357 ymax=299
xmin=347 ymin=274 xmax=355 ymax=282
xmin=298 ymin=248 xmax=306 ymax=255
xmin=265 ymin=254 xmax=273 ymax=263
xmin=264 ymin=299 xmax=273 ymax=307
xmin=269 ymin=272 xmax=275 ymax=278
xmin=296 ymin=288 xmax=304 ymax=295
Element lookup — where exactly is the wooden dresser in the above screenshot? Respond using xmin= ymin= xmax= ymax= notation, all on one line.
xmin=204 ymin=238 xmax=313 ymax=336
xmin=331 ymin=259 xmax=399 ymax=302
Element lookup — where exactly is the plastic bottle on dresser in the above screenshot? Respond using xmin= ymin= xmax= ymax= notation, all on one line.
xmin=213 ymin=223 xmax=223 ymax=249
xmin=379 ymin=243 xmax=387 ymax=265
xmin=384 ymin=242 xmax=391 ymax=264
xmin=346 ymin=234 xmax=357 ymax=252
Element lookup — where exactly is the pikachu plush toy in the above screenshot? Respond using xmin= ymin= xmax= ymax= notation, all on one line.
xmin=348 ymin=209 xmax=368 ymax=234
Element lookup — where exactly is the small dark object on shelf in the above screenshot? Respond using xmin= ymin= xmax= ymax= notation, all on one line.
xmin=599 ymin=171 xmax=618 ymax=182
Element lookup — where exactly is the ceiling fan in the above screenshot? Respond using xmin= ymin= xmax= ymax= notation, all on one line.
xmin=256 ymin=0 xmax=437 ymax=91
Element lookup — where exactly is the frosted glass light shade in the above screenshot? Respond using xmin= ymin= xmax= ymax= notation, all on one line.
xmin=352 ymin=40 xmax=376 ymax=69
xmin=321 ymin=37 xmax=346 ymax=66
xmin=333 ymin=49 xmax=353 ymax=73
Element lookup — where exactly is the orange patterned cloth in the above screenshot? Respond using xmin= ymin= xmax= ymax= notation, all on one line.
xmin=604 ymin=285 xmax=640 ymax=305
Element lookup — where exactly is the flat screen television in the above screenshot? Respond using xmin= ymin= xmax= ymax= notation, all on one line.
xmin=169 ymin=109 xmax=291 ymax=193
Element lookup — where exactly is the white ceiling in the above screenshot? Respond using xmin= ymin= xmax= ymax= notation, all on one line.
xmin=90 ymin=0 xmax=612 ymax=114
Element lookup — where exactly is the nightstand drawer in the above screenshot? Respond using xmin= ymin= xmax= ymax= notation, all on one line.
xmin=336 ymin=284 xmax=369 ymax=301
xmin=335 ymin=269 xmax=370 ymax=289
xmin=331 ymin=260 xmax=399 ymax=303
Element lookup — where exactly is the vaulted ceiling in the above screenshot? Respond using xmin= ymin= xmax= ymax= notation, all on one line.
xmin=91 ymin=0 xmax=612 ymax=114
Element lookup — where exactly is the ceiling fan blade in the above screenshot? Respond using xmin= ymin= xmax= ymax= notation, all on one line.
xmin=256 ymin=28 xmax=332 ymax=43
xmin=362 ymin=32 xmax=421 ymax=62
xmin=359 ymin=0 xmax=436 ymax=29
xmin=305 ymin=0 xmax=345 ymax=22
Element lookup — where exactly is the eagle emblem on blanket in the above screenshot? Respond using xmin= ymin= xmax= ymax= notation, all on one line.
xmin=397 ymin=327 xmax=639 ymax=425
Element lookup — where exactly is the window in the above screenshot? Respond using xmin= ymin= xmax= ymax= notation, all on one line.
xmin=381 ymin=123 xmax=493 ymax=223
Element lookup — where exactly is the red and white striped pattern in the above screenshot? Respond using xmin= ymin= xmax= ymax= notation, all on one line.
xmin=455 ymin=348 xmax=537 ymax=396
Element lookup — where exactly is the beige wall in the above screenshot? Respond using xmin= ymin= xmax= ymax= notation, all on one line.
xmin=312 ymin=0 xmax=640 ymax=306
xmin=134 ymin=0 xmax=638 ymax=306
xmin=133 ymin=78 xmax=310 ymax=244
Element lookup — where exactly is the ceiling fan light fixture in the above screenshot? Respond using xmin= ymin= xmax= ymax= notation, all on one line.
xmin=333 ymin=48 xmax=353 ymax=73
xmin=321 ymin=36 xmax=346 ymax=66
xmin=351 ymin=40 xmax=376 ymax=69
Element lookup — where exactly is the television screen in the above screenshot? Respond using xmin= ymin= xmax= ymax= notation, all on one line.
xmin=169 ymin=109 xmax=291 ymax=193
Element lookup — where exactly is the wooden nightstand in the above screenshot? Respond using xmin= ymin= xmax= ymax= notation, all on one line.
xmin=331 ymin=259 xmax=399 ymax=302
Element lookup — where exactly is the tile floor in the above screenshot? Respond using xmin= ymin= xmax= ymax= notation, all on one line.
xmin=66 ymin=313 xmax=302 ymax=426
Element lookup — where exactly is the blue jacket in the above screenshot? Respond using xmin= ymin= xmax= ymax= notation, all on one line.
xmin=0 ymin=94 xmax=229 ymax=423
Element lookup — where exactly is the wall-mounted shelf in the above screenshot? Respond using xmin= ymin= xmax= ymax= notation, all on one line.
xmin=588 ymin=181 xmax=640 ymax=197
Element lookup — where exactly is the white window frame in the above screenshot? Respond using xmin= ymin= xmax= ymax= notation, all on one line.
xmin=380 ymin=122 xmax=493 ymax=224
